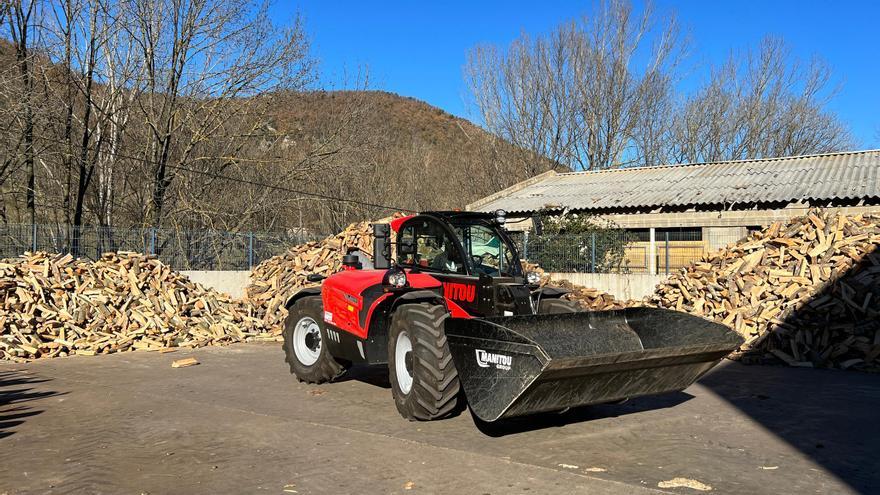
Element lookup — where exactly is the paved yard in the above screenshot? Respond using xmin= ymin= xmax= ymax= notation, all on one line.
xmin=1 ymin=344 xmax=877 ymax=494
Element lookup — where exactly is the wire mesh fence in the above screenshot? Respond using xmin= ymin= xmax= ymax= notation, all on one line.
xmin=514 ymin=227 xmax=744 ymax=275
xmin=0 ymin=224 xmax=322 ymax=270
xmin=0 ymin=223 xmax=748 ymax=274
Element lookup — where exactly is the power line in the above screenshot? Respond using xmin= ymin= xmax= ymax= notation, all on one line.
xmin=32 ymin=136 xmax=417 ymax=213
xmin=165 ymin=162 xmax=416 ymax=213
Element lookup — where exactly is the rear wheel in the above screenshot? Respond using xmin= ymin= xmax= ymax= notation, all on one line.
xmin=538 ymin=297 xmax=582 ymax=314
xmin=388 ymin=303 xmax=460 ymax=421
xmin=283 ymin=296 xmax=346 ymax=383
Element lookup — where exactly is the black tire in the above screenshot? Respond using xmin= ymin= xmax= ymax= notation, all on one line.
xmin=538 ymin=297 xmax=583 ymax=314
xmin=283 ymin=296 xmax=345 ymax=383
xmin=388 ymin=303 xmax=460 ymax=421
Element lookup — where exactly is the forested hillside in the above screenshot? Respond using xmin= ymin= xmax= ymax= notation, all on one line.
xmin=0 ymin=2 xmax=547 ymax=239
xmin=265 ymin=90 xmax=544 ymax=232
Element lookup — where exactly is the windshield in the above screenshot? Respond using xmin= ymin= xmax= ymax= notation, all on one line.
xmin=451 ymin=221 xmax=521 ymax=277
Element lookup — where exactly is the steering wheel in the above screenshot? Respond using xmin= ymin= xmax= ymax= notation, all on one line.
xmin=483 ymin=253 xmax=499 ymax=264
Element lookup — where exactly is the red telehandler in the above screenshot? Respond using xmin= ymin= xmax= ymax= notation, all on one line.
xmin=282 ymin=211 xmax=742 ymax=422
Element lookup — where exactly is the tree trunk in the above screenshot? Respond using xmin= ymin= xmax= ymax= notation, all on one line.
xmin=150 ymin=136 xmax=172 ymax=228
xmin=72 ymin=13 xmax=99 ymax=257
xmin=13 ymin=4 xmax=36 ymax=226
xmin=62 ymin=0 xmax=75 ymax=249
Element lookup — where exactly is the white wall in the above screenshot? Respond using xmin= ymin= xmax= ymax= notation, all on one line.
xmin=548 ymin=272 xmax=666 ymax=301
xmin=183 ymin=269 xmax=665 ymax=302
xmin=181 ymin=270 xmax=251 ymax=299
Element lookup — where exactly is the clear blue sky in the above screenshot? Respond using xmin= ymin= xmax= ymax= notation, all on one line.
xmin=271 ymin=1 xmax=880 ymax=148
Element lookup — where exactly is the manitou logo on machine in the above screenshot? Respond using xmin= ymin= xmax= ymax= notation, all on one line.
xmin=475 ymin=349 xmax=512 ymax=371
xmin=443 ymin=282 xmax=476 ymax=303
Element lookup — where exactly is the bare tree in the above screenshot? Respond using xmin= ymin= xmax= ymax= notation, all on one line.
xmin=466 ymin=2 xmax=852 ymax=171
xmin=465 ymin=0 xmax=683 ymax=172
xmin=0 ymin=0 xmax=398 ymax=239
xmin=3 ymin=0 xmax=39 ymax=225
xmin=669 ymin=37 xmax=853 ymax=163
xmin=118 ymin=0 xmax=314 ymax=228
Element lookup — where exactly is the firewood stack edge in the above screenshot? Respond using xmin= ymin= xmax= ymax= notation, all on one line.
xmin=649 ymin=210 xmax=879 ymax=371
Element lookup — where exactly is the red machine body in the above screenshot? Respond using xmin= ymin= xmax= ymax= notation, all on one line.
xmin=320 ymin=269 xmax=444 ymax=340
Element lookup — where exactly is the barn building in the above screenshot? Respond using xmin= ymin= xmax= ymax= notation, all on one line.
xmin=468 ymin=149 xmax=880 ymax=276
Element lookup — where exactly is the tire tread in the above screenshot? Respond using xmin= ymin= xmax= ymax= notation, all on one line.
xmin=389 ymin=303 xmax=460 ymax=421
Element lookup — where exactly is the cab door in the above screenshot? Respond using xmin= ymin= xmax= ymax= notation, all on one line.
xmin=396 ymin=217 xmax=484 ymax=317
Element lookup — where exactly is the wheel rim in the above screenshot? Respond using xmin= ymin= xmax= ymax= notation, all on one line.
xmin=293 ymin=316 xmax=322 ymax=366
xmin=395 ymin=331 xmax=414 ymax=394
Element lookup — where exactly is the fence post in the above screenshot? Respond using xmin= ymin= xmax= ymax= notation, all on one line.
xmin=522 ymin=231 xmax=529 ymax=259
xmin=665 ymin=231 xmax=670 ymax=276
xmin=648 ymin=227 xmax=656 ymax=275
xmin=590 ymin=232 xmax=596 ymax=273
xmin=149 ymin=228 xmax=156 ymax=255
xmin=31 ymin=223 xmax=37 ymax=252
xmin=248 ymin=232 xmax=255 ymax=269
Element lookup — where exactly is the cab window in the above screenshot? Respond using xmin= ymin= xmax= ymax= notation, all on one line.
xmin=397 ymin=220 xmax=466 ymax=274
xmin=455 ymin=223 xmax=519 ymax=276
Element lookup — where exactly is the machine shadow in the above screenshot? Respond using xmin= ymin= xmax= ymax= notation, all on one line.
xmin=0 ymin=370 xmax=60 ymax=440
xmin=337 ymin=364 xmax=392 ymax=389
xmin=699 ymin=244 xmax=880 ymax=494
xmin=340 ymin=363 xmax=695 ymax=431
xmin=471 ymin=392 xmax=693 ymax=437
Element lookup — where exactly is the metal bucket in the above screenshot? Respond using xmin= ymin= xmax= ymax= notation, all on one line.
xmin=445 ymin=307 xmax=744 ymax=422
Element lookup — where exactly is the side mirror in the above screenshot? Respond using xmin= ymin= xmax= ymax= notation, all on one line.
xmin=306 ymin=273 xmax=326 ymax=283
xmin=399 ymin=240 xmax=415 ymax=255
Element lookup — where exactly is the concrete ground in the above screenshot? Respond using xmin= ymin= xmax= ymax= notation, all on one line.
xmin=1 ymin=344 xmax=877 ymax=495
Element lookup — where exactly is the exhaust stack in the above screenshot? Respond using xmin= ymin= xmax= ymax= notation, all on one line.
xmin=373 ymin=223 xmax=391 ymax=270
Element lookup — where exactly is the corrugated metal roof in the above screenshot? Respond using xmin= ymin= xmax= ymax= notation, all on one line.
xmin=473 ymin=150 xmax=880 ymax=213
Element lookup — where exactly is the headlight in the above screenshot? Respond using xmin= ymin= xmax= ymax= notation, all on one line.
xmin=495 ymin=209 xmax=507 ymax=225
xmin=387 ymin=270 xmax=407 ymax=288
xmin=527 ymin=272 xmax=541 ymax=285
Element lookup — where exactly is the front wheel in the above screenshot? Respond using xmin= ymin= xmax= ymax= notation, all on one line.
xmin=283 ymin=296 xmax=346 ymax=383
xmin=388 ymin=303 xmax=460 ymax=421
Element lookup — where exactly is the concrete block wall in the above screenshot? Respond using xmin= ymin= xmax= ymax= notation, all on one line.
xmin=181 ymin=271 xmax=252 ymax=299
xmin=548 ymin=272 xmax=667 ymax=300
xmin=183 ymin=269 xmax=666 ymax=302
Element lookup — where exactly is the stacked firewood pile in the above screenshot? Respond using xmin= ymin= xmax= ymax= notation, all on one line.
xmin=0 ymin=252 xmax=270 ymax=362
xmin=523 ymin=261 xmax=632 ymax=310
xmin=245 ymin=220 xmax=382 ymax=332
xmin=650 ymin=210 xmax=880 ymax=371
xmin=557 ymin=280 xmax=632 ymax=311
